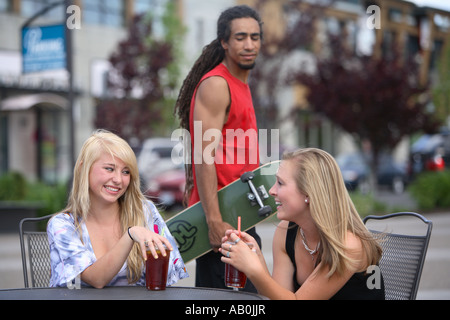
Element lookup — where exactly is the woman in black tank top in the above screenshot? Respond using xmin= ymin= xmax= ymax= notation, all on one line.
xmin=220 ymin=148 xmax=385 ymax=299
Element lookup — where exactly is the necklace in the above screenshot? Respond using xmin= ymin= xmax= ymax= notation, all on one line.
xmin=299 ymin=227 xmax=320 ymax=260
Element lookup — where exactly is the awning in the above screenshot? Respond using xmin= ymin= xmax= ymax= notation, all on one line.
xmin=0 ymin=93 xmax=68 ymax=111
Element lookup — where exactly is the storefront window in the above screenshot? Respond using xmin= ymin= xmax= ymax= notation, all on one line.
xmin=21 ymin=0 xmax=65 ymax=20
xmin=134 ymin=0 xmax=167 ymax=38
xmin=38 ymin=109 xmax=70 ymax=184
xmin=0 ymin=0 xmax=11 ymax=12
xmin=83 ymin=0 xmax=125 ymax=27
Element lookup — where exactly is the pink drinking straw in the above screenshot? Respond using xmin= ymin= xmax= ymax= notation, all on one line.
xmin=238 ymin=216 xmax=241 ymax=239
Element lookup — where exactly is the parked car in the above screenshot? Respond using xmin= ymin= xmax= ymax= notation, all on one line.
xmin=137 ymin=138 xmax=179 ymax=186
xmin=409 ymin=131 xmax=450 ymax=177
xmin=144 ymin=166 xmax=185 ymax=209
xmin=336 ymin=153 xmax=408 ymax=194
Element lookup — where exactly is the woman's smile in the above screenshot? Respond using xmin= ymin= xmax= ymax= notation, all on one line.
xmin=104 ymin=185 xmax=121 ymax=194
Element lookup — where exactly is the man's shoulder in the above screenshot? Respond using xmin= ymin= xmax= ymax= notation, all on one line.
xmin=198 ymin=74 xmax=228 ymax=90
xmin=203 ymin=63 xmax=227 ymax=77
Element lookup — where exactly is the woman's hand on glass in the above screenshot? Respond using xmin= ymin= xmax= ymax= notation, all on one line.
xmin=128 ymin=226 xmax=173 ymax=260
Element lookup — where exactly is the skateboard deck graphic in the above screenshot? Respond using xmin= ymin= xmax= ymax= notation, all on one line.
xmin=166 ymin=161 xmax=280 ymax=263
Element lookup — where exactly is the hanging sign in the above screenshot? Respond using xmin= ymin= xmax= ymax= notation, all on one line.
xmin=22 ymin=24 xmax=66 ymax=74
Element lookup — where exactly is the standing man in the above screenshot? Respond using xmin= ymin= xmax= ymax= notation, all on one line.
xmin=174 ymin=5 xmax=263 ymax=292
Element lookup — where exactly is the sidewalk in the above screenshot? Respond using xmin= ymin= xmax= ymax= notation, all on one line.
xmin=413 ymin=211 xmax=450 ymax=299
xmin=2 ymin=211 xmax=450 ymax=299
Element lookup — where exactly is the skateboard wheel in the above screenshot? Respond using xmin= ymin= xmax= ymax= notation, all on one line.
xmin=258 ymin=205 xmax=272 ymax=217
xmin=240 ymin=171 xmax=254 ymax=182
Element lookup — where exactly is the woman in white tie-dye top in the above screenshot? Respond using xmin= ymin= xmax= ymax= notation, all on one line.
xmin=47 ymin=129 xmax=188 ymax=288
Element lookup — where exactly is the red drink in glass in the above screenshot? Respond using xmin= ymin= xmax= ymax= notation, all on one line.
xmin=146 ymin=245 xmax=170 ymax=291
xmin=225 ymin=263 xmax=247 ymax=288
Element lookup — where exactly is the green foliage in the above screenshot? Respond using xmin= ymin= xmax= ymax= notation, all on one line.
xmin=408 ymin=170 xmax=450 ymax=210
xmin=160 ymin=0 xmax=187 ymax=89
xmin=350 ymin=192 xmax=387 ymax=218
xmin=25 ymin=181 xmax=68 ymax=217
xmin=0 ymin=171 xmax=27 ymax=201
xmin=0 ymin=171 xmax=68 ymax=217
xmin=432 ymin=42 xmax=450 ymax=124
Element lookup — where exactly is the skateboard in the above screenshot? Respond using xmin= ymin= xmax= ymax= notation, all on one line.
xmin=166 ymin=161 xmax=280 ymax=263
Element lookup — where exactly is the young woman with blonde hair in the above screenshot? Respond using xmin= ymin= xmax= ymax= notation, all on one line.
xmin=47 ymin=129 xmax=187 ymax=288
xmin=220 ymin=148 xmax=385 ymax=299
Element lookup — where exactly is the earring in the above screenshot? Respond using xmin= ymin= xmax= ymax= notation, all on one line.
xmin=305 ymin=198 xmax=309 ymax=203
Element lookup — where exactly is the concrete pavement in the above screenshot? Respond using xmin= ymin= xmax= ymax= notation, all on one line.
xmin=413 ymin=212 xmax=450 ymax=299
xmin=2 ymin=211 xmax=449 ymax=299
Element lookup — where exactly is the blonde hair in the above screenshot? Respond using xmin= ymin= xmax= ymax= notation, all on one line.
xmin=283 ymin=148 xmax=382 ymax=277
xmin=64 ymin=129 xmax=148 ymax=283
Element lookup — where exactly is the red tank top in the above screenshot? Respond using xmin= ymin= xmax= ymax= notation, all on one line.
xmin=188 ymin=63 xmax=260 ymax=206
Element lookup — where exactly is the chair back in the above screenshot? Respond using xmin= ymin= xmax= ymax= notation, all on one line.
xmin=363 ymin=212 xmax=432 ymax=300
xmin=19 ymin=214 xmax=54 ymax=288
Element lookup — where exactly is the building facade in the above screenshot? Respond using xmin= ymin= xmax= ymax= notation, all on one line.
xmin=0 ymin=0 xmax=169 ymax=183
xmin=1 ymin=0 xmax=449 ymax=184
xmin=241 ymin=0 xmax=450 ymax=158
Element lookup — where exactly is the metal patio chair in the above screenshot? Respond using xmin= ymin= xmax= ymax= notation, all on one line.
xmin=19 ymin=214 xmax=54 ymax=288
xmin=363 ymin=212 xmax=433 ymax=300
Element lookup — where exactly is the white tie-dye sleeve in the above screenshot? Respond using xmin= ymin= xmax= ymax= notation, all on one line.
xmin=47 ymin=213 xmax=96 ymax=287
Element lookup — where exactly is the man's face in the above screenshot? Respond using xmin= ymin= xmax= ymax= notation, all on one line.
xmin=221 ymin=17 xmax=261 ymax=70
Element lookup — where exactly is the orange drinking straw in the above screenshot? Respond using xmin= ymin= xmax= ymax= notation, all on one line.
xmin=237 ymin=216 xmax=241 ymax=238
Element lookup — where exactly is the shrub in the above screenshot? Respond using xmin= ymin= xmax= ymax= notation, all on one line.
xmin=0 ymin=171 xmax=27 ymax=201
xmin=0 ymin=171 xmax=68 ymax=217
xmin=350 ymin=192 xmax=387 ymax=218
xmin=26 ymin=181 xmax=68 ymax=216
xmin=408 ymin=170 xmax=450 ymax=210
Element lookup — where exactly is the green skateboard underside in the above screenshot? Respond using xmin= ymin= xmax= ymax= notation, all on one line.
xmin=166 ymin=161 xmax=280 ymax=262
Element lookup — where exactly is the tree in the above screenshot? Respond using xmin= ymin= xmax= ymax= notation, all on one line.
xmin=250 ymin=0 xmax=328 ymax=131
xmin=433 ymin=43 xmax=450 ymax=127
xmin=289 ymin=33 xmax=441 ymax=191
xmin=95 ymin=2 xmax=185 ymax=144
xmin=246 ymin=0 xmax=440 ymax=193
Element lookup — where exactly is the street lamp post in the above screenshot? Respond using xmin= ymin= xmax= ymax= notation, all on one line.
xmin=21 ymin=0 xmax=75 ymax=171
xmin=64 ymin=0 xmax=75 ymax=169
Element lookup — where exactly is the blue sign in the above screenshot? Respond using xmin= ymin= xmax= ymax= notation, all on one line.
xmin=22 ymin=24 xmax=66 ymax=74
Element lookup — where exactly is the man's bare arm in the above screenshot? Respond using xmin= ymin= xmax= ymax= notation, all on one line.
xmin=193 ymin=76 xmax=233 ymax=249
